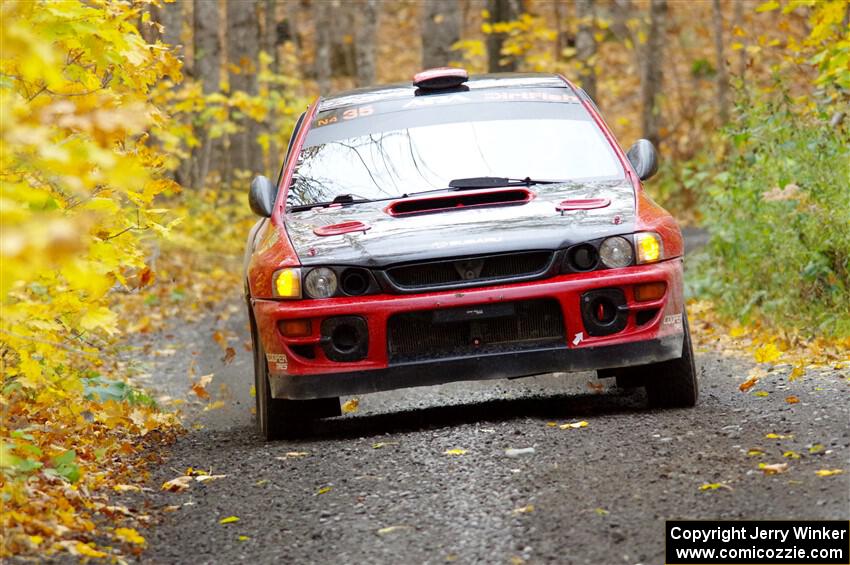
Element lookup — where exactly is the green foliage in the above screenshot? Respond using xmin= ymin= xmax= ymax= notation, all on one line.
xmin=694 ymin=94 xmax=850 ymax=336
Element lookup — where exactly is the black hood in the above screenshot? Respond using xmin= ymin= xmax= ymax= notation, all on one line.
xmin=286 ymin=181 xmax=636 ymax=267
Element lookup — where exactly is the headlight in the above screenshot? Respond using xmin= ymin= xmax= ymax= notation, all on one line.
xmin=635 ymin=232 xmax=663 ymax=264
xmin=272 ymin=268 xmax=301 ymax=299
xmin=599 ymin=236 xmax=634 ymax=269
xmin=304 ymin=267 xmax=338 ymax=298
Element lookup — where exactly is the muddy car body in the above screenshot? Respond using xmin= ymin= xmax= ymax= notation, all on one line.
xmin=244 ymin=69 xmax=697 ymax=439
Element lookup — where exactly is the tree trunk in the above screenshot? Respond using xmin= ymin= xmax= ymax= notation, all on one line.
xmin=575 ymin=0 xmax=597 ymax=101
xmin=227 ymin=0 xmax=264 ymax=176
xmin=313 ymin=0 xmax=332 ymax=93
xmin=712 ymin=0 xmax=729 ymax=124
xmin=421 ymin=0 xmax=462 ymax=68
xmin=155 ymin=0 xmax=183 ymax=49
xmin=355 ymin=0 xmax=379 ymax=86
xmin=733 ymin=0 xmax=747 ymax=83
xmin=487 ymin=0 xmax=518 ymax=72
xmin=191 ymin=0 xmax=220 ymax=188
xmin=263 ymin=0 xmax=280 ymax=73
xmin=640 ymin=0 xmax=667 ymax=149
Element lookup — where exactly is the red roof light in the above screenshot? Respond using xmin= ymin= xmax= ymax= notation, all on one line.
xmin=413 ymin=67 xmax=469 ymax=90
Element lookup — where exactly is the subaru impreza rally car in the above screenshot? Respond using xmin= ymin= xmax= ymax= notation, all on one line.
xmin=244 ymin=68 xmax=697 ymax=439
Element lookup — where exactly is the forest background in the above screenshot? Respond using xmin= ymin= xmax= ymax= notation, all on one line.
xmin=1 ymin=0 xmax=848 ymax=558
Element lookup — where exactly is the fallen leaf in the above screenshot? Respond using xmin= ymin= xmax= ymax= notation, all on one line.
xmin=739 ymin=376 xmax=759 ymax=392
xmin=316 ymin=486 xmax=332 ymax=495
xmin=754 ymin=342 xmax=782 ymax=364
xmin=545 ymin=422 xmax=557 ymax=427
xmin=223 ymin=347 xmax=236 ymax=364
xmin=808 ymin=444 xmax=825 ymax=454
xmin=372 ymin=442 xmax=398 ymax=449
xmin=195 ymin=474 xmax=227 ymax=483
xmin=814 ymin=469 xmax=843 ymax=477
xmin=219 ymin=516 xmax=240 ymax=524
xmin=594 ymin=507 xmax=609 ymax=516
xmin=444 ymin=448 xmax=467 ymax=455
xmin=758 ymin=462 xmax=789 ymax=475
xmin=114 ymin=527 xmax=145 ymax=545
xmin=785 ymin=395 xmax=799 ymax=404
xmin=377 ymin=525 xmax=410 ymax=535
xmin=512 ymin=504 xmax=534 ymax=515
xmin=342 ymin=398 xmax=360 ymax=413
xmin=747 ymin=448 xmax=765 ymax=456
xmin=765 ymin=433 xmax=793 ymax=439
xmin=203 ymin=400 xmax=225 ymax=411
xmin=190 ymin=373 xmax=214 ymax=400
xmin=238 ymin=535 xmax=251 ymax=541
xmin=559 ymin=421 xmax=588 ymax=429
xmin=212 ymin=330 xmax=228 ymax=350
xmin=789 ymin=365 xmax=805 ymax=381
xmin=699 ymin=483 xmax=732 ymax=491
xmin=161 ymin=475 xmax=193 ymax=492
xmin=73 ymin=542 xmax=107 ymax=558
xmin=113 ymin=484 xmax=141 ymax=493
xmin=753 ymin=390 xmax=769 ymax=397
xmin=783 ymin=451 xmax=800 ymax=459
xmin=276 ymin=451 xmax=309 ymax=460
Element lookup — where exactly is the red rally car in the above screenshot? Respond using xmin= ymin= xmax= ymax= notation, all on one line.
xmin=244 ymin=68 xmax=698 ymax=440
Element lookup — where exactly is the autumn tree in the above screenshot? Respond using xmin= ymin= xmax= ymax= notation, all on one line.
xmin=355 ymin=0 xmax=379 ymax=85
xmin=422 ymin=0 xmax=461 ymax=68
xmin=313 ymin=0 xmax=332 ymax=92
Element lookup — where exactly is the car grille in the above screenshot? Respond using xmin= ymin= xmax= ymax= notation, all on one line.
xmin=385 ymin=251 xmax=553 ymax=291
xmin=387 ymin=299 xmax=565 ymax=364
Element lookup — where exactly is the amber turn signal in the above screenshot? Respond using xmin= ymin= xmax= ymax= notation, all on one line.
xmin=634 ymin=282 xmax=666 ymax=302
xmin=277 ymin=319 xmax=312 ymax=337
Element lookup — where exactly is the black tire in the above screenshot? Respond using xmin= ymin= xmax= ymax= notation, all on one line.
xmin=249 ymin=313 xmax=340 ymax=440
xmin=643 ymin=311 xmax=699 ymax=408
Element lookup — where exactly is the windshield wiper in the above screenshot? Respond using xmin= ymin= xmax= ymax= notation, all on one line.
xmin=288 ymin=193 xmax=370 ymax=212
xmin=448 ymin=176 xmax=566 ymax=190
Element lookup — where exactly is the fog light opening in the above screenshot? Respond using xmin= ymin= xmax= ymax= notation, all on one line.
xmin=331 ymin=324 xmax=359 ymax=353
xmin=592 ymin=298 xmax=617 ymax=325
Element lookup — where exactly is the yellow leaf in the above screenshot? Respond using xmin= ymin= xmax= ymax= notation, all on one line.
xmin=238 ymin=535 xmax=251 ymax=541
xmin=161 ymin=475 xmax=193 ymax=492
xmin=341 ymin=398 xmax=360 ymax=413
xmin=814 ymin=469 xmax=843 ymax=477
xmin=115 ymin=527 xmax=145 ymax=545
xmin=316 ymin=486 xmax=332 ymax=495
xmin=113 ymin=484 xmax=141 ymax=493
xmin=377 ymin=525 xmax=410 ymax=535
xmin=808 ymin=444 xmax=825 ymax=454
xmin=512 ymin=504 xmax=535 ymax=515
xmin=80 ymin=306 xmax=119 ymax=335
xmin=765 ymin=433 xmax=793 ymax=439
xmin=699 ymin=483 xmax=731 ymax=491
xmin=203 ymin=400 xmax=225 ymax=411
xmin=74 ymin=542 xmax=107 ymax=558
xmin=559 ymin=421 xmax=588 ymax=429
xmin=756 ymin=0 xmax=780 ymax=12
xmin=754 ymin=343 xmax=782 ymax=364
xmin=783 ymin=451 xmax=801 ymax=459
xmin=785 ymin=395 xmax=799 ymax=404
xmin=594 ymin=508 xmax=609 ymax=516
xmin=789 ymin=365 xmax=805 ymax=381
xmin=753 ymin=391 xmax=769 ymax=397
xmin=444 ymin=448 xmax=467 ymax=455
xmin=729 ymin=324 xmax=747 ymax=338
xmin=747 ymin=448 xmax=765 ymax=456
xmin=219 ymin=516 xmax=240 ymax=524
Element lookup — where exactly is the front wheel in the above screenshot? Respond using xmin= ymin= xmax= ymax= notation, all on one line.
xmin=250 ymin=314 xmax=340 ymax=440
xmin=643 ymin=311 xmax=699 ymax=408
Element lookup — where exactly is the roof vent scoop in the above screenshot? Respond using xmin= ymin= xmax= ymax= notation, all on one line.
xmin=413 ymin=67 xmax=469 ymax=90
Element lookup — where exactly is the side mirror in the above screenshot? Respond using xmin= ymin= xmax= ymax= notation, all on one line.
xmin=249 ymin=175 xmax=277 ymax=217
xmin=626 ymin=139 xmax=659 ymax=181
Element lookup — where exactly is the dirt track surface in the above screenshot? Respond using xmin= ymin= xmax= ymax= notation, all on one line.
xmin=127 ymin=234 xmax=848 ymax=564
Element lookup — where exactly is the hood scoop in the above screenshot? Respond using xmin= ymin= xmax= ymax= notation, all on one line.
xmin=313 ymin=221 xmax=371 ymax=236
xmin=387 ymin=188 xmax=534 ymax=217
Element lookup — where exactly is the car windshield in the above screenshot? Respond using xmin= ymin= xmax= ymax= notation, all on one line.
xmin=287 ymin=90 xmax=625 ymax=208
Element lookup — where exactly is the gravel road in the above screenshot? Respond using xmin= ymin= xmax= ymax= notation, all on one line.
xmin=127 ymin=234 xmax=849 ymax=564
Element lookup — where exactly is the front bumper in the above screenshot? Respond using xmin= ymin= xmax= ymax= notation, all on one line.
xmin=253 ymin=259 xmax=685 ymax=399
xmin=269 ymin=335 xmax=682 ymax=399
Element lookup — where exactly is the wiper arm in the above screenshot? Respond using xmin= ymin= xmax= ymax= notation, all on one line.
xmin=289 ymin=194 xmax=369 ymax=212
xmin=448 ymin=176 xmax=566 ymax=190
